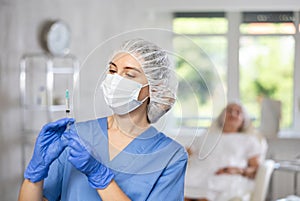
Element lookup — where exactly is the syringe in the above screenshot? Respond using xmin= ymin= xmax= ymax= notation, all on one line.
xmin=65 ymin=89 xmax=70 ymax=117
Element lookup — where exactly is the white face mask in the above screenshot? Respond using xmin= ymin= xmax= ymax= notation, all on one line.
xmin=101 ymin=74 xmax=149 ymax=115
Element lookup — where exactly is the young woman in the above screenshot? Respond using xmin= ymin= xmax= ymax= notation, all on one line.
xmin=19 ymin=38 xmax=188 ymax=201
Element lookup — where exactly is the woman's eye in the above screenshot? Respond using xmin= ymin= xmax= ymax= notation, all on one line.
xmin=126 ymin=73 xmax=135 ymax=78
xmin=109 ymin=69 xmax=117 ymax=74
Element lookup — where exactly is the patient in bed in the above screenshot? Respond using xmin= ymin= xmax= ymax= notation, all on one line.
xmin=184 ymin=102 xmax=267 ymax=201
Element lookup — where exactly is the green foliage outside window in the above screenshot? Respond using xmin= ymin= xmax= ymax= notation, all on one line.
xmin=240 ymin=36 xmax=294 ymax=128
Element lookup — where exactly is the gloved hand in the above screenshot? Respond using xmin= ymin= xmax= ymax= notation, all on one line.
xmin=65 ymin=129 xmax=114 ymax=189
xmin=24 ymin=118 xmax=75 ymax=182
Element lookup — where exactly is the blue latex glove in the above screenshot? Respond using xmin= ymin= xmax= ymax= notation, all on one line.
xmin=65 ymin=129 xmax=114 ymax=189
xmin=24 ymin=118 xmax=75 ymax=182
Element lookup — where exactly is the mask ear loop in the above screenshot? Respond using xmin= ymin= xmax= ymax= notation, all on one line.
xmin=141 ymin=83 xmax=149 ymax=88
xmin=139 ymin=96 xmax=149 ymax=103
xmin=137 ymin=83 xmax=150 ymax=103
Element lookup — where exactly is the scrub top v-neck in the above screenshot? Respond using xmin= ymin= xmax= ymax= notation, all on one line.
xmin=43 ymin=117 xmax=188 ymax=201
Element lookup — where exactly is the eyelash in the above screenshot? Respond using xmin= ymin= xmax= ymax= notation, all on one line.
xmin=125 ymin=73 xmax=135 ymax=78
xmin=108 ymin=69 xmax=135 ymax=78
xmin=109 ymin=69 xmax=117 ymax=74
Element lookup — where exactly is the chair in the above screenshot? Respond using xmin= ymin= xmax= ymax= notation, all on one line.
xmin=250 ymin=160 xmax=275 ymax=201
xmin=259 ymin=98 xmax=281 ymax=139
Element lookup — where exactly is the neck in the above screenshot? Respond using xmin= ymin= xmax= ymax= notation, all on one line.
xmin=109 ymin=102 xmax=150 ymax=137
xmin=222 ymin=125 xmax=239 ymax=133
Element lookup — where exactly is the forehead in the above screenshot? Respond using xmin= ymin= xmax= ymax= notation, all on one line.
xmin=226 ymin=104 xmax=242 ymax=111
xmin=111 ymin=53 xmax=142 ymax=68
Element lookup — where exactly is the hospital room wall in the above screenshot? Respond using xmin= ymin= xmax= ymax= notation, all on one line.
xmin=0 ymin=0 xmax=172 ymax=200
xmin=0 ymin=0 xmax=300 ymax=200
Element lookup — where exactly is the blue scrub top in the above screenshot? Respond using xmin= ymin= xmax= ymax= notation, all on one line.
xmin=43 ymin=117 xmax=188 ymax=201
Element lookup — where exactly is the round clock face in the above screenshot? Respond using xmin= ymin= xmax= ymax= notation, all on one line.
xmin=46 ymin=21 xmax=71 ymax=56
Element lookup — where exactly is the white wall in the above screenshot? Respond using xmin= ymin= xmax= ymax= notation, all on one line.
xmin=1 ymin=0 xmax=300 ymax=200
xmin=0 ymin=0 xmax=125 ymax=200
xmin=133 ymin=0 xmax=299 ymax=11
xmin=0 ymin=1 xmax=174 ymax=200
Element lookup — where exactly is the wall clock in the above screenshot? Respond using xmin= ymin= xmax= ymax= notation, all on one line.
xmin=42 ymin=20 xmax=71 ymax=56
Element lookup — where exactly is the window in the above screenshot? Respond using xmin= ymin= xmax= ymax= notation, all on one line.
xmin=173 ymin=11 xmax=300 ymax=135
xmin=240 ymin=12 xmax=295 ymax=128
xmin=173 ymin=12 xmax=227 ymax=128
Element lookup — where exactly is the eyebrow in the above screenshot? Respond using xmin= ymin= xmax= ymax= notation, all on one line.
xmin=109 ymin=62 xmax=117 ymax=68
xmin=109 ymin=62 xmax=142 ymax=73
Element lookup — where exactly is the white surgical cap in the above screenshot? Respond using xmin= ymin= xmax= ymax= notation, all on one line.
xmin=110 ymin=38 xmax=178 ymax=123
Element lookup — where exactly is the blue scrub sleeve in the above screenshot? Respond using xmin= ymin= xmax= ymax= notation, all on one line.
xmin=43 ymin=150 xmax=66 ymax=201
xmin=146 ymin=151 xmax=188 ymax=201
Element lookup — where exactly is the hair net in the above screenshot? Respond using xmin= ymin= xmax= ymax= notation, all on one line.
xmin=212 ymin=101 xmax=254 ymax=134
xmin=109 ymin=38 xmax=178 ymax=123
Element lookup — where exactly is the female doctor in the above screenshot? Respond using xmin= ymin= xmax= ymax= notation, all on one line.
xmin=18 ymin=38 xmax=188 ymax=201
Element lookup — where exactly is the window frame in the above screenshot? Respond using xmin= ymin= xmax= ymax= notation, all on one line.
xmin=173 ymin=11 xmax=300 ymax=137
